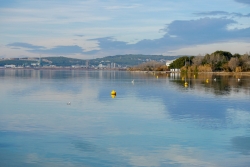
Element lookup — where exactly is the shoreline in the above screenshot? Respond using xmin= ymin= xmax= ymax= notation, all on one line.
xmin=0 ymin=67 xmax=126 ymax=71
xmin=2 ymin=68 xmax=250 ymax=76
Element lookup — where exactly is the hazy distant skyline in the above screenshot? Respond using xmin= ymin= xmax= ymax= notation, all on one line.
xmin=1 ymin=0 xmax=250 ymax=59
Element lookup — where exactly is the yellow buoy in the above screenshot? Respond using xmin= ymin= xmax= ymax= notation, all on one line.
xmin=206 ymin=79 xmax=209 ymax=83
xmin=111 ymin=90 xmax=116 ymax=95
xmin=156 ymin=76 xmax=158 ymax=79
xmin=194 ymin=74 xmax=196 ymax=78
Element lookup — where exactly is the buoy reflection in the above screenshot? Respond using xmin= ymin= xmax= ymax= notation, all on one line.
xmin=184 ymin=81 xmax=188 ymax=87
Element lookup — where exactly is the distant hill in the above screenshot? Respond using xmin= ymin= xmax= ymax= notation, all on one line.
xmin=0 ymin=54 xmax=180 ymax=67
xmin=89 ymin=54 xmax=180 ymax=66
xmin=43 ymin=57 xmax=85 ymax=66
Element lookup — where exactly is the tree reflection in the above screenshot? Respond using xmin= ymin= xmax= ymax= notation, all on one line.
xmin=169 ymin=72 xmax=250 ymax=96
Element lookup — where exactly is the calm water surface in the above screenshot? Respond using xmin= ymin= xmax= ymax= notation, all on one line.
xmin=0 ymin=69 xmax=250 ymax=167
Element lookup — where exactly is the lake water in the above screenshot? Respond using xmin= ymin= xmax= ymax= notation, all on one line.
xmin=0 ymin=69 xmax=250 ymax=167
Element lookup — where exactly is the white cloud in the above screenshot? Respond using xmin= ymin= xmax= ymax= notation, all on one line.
xmin=1 ymin=0 xmax=250 ymax=58
xmin=165 ymin=42 xmax=250 ymax=56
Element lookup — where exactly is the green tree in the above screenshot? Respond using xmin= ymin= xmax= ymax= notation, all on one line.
xmin=213 ymin=50 xmax=233 ymax=61
xmin=169 ymin=56 xmax=190 ymax=69
xmin=233 ymin=53 xmax=241 ymax=58
xmin=203 ymin=51 xmax=232 ymax=71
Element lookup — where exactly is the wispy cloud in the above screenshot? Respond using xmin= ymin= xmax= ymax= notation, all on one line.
xmin=75 ymin=35 xmax=84 ymax=37
xmin=5 ymin=17 xmax=250 ymax=57
xmin=235 ymin=0 xmax=250 ymax=5
xmin=6 ymin=42 xmax=45 ymax=49
xmin=194 ymin=11 xmax=229 ymax=16
xmin=6 ymin=43 xmax=84 ymax=55
xmin=31 ymin=45 xmax=84 ymax=55
xmin=86 ymin=17 xmax=250 ymax=55
xmin=194 ymin=11 xmax=250 ymax=17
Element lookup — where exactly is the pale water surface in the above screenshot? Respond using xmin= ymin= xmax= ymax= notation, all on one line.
xmin=0 ymin=70 xmax=250 ymax=167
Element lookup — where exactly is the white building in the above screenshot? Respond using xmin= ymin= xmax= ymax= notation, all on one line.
xmin=110 ymin=62 xmax=116 ymax=68
xmin=170 ymin=68 xmax=180 ymax=72
xmin=4 ymin=65 xmax=16 ymax=68
xmin=31 ymin=63 xmax=40 ymax=66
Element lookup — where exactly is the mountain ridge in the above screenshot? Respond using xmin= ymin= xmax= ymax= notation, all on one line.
xmin=0 ymin=54 xmax=182 ymax=67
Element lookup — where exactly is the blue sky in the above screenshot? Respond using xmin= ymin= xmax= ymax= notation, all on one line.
xmin=1 ymin=0 xmax=250 ymax=59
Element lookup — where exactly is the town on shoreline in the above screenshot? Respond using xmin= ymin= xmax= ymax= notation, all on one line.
xmin=0 ymin=54 xmax=177 ymax=70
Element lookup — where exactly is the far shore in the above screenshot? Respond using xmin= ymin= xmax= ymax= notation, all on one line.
xmin=0 ymin=67 xmax=126 ymax=71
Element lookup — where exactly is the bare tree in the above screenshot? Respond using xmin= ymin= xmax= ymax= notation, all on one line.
xmin=129 ymin=61 xmax=164 ymax=71
xmin=204 ymin=53 xmax=226 ymax=71
xmin=228 ymin=57 xmax=239 ymax=71
xmin=240 ymin=53 xmax=250 ymax=71
xmin=192 ymin=55 xmax=204 ymax=66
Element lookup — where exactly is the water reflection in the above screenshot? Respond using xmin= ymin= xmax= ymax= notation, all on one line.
xmin=231 ymin=136 xmax=250 ymax=155
xmin=1 ymin=69 xmax=250 ymax=167
xmin=167 ymin=72 xmax=250 ymax=96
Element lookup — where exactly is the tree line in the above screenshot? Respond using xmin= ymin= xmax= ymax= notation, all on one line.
xmin=169 ymin=51 xmax=250 ymax=72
